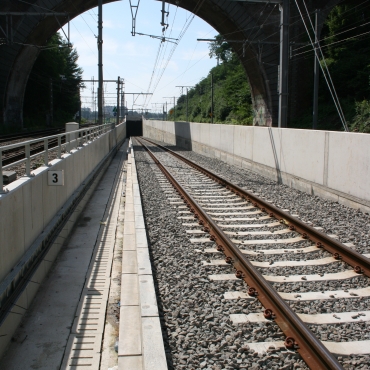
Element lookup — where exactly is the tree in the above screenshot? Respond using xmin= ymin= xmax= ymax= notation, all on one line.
xmin=23 ymin=32 xmax=83 ymax=127
xmin=208 ymin=35 xmax=233 ymax=63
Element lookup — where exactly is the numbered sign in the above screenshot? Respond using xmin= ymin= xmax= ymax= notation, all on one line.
xmin=48 ymin=170 xmax=64 ymax=186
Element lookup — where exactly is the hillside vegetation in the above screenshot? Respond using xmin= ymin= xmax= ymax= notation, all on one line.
xmin=170 ymin=0 xmax=370 ymax=132
xmin=171 ymin=35 xmax=253 ymax=125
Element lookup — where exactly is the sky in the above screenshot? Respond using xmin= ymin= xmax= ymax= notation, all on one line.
xmin=62 ymin=0 xmax=219 ymax=115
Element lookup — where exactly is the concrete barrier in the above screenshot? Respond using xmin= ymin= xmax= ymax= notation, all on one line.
xmin=143 ymin=119 xmax=370 ymax=213
xmin=0 ymin=123 xmax=126 ymax=358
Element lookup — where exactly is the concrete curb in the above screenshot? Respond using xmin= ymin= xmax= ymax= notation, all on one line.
xmin=118 ymin=139 xmax=167 ymax=370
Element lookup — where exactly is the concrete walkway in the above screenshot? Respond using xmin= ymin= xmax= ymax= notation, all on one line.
xmin=0 ymin=140 xmax=128 ymax=369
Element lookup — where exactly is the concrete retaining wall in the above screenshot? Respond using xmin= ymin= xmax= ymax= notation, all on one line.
xmin=143 ymin=119 xmax=370 ymax=213
xmin=0 ymin=123 xmax=126 ymax=284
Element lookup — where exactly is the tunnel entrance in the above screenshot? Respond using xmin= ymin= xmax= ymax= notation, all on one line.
xmin=126 ymin=116 xmax=143 ymax=137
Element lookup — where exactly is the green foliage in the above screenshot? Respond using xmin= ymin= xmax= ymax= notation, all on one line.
xmin=293 ymin=1 xmax=370 ymax=131
xmin=323 ymin=3 xmax=370 ymax=103
xmin=23 ymin=33 xmax=83 ymax=128
xmin=350 ymin=100 xmax=370 ymax=133
xmin=208 ymin=35 xmax=233 ymax=63
xmin=172 ymin=39 xmax=253 ymax=125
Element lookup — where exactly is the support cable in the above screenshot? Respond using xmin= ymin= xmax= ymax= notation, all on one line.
xmin=294 ymin=0 xmax=349 ymax=132
xmin=301 ymin=0 xmax=348 ymax=132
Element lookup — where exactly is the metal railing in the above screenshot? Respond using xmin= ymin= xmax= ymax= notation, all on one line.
xmin=0 ymin=124 xmax=111 ymax=193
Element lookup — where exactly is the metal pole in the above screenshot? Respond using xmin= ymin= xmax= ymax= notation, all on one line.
xmin=166 ymin=101 xmax=168 ymax=121
xmin=278 ymin=0 xmax=290 ymax=128
xmin=121 ymin=87 xmax=124 ymax=120
xmin=50 ymin=78 xmax=53 ymax=126
xmin=211 ymin=73 xmax=214 ymax=123
xmin=173 ymin=97 xmax=175 ymax=121
xmin=313 ymin=9 xmax=320 ymax=130
xmin=0 ymin=149 xmax=4 ymax=193
xmin=78 ymin=93 xmax=81 ymax=125
xmin=68 ymin=16 xmax=70 ymax=47
xmin=116 ymin=76 xmax=120 ymax=128
xmin=98 ymin=0 xmax=103 ymax=125
xmin=186 ymin=88 xmax=189 ymax=122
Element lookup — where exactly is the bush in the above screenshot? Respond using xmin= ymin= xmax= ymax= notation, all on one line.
xmin=350 ymin=100 xmax=370 ymax=133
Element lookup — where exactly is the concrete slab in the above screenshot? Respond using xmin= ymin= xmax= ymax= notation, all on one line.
xmin=209 ymin=269 xmax=359 ymax=282
xmin=118 ymin=355 xmax=144 ymax=370
xmin=135 ymin=215 xmax=146 ymax=229
xmin=139 ymin=275 xmax=158 ymax=317
xmin=123 ymin=234 xmax=136 ymax=250
xmin=121 ymin=274 xmax=139 ymax=306
xmin=203 ymin=256 xmax=336 ymax=267
xmin=121 ymin=251 xmax=138 ymax=274
xmin=118 ymin=306 xmax=142 ymax=356
xmin=123 ymin=221 xmax=135 ymax=235
xmin=137 ymin=248 xmax=153 ymax=275
xmin=136 ymin=229 xmax=148 ymax=248
xmin=141 ymin=317 xmax=168 ymax=370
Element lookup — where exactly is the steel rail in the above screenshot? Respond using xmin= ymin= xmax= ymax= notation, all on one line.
xmin=0 ymin=128 xmax=64 ymax=144
xmin=142 ymin=138 xmax=370 ymax=278
xmin=136 ymin=138 xmax=343 ymax=370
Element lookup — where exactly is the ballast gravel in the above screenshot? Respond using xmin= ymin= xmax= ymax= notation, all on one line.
xmin=133 ymin=144 xmax=309 ymax=370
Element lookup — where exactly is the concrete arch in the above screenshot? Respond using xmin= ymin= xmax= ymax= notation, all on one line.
xmin=0 ymin=0 xmax=344 ymax=127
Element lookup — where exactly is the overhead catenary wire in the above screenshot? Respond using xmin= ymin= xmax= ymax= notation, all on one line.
xmin=293 ymin=19 xmax=370 ymax=54
xmin=301 ymin=0 xmax=348 ymax=132
xmin=293 ymin=28 xmax=370 ymax=58
xmin=143 ymin=4 xmax=178 ymax=107
xmin=294 ymin=0 xmax=348 ymax=132
xmin=143 ymin=0 xmax=207 ymax=109
xmin=162 ymin=0 xmax=364 ymax=91
xmin=145 ymin=0 xmax=331 ymax=107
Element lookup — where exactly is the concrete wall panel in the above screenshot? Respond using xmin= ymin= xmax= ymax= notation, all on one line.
xmin=252 ymin=127 xmax=281 ymax=170
xmin=209 ymin=124 xmax=221 ymax=152
xmin=23 ymin=168 xmax=44 ymax=250
xmin=199 ymin=122 xmax=210 ymax=147
xmin=143 ymin=119 xmax=370 ymax=211
xmin=0 ymin=183 xmax=25 ymax=282
xmin=280 ymin=129 xmax=326 ymax=185
xmin=219 ymin=124 xmax=234 ymax=154
xmin=233 ymin=125 xmax=253 ymax=160
xmin=190 ymin=123 xmax=200 ymax=143
xmin=327 ymin=132 xmax=370 ymax=200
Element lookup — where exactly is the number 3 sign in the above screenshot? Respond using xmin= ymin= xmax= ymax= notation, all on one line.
xmin=48 ymin=170 xmax=64 ymax=186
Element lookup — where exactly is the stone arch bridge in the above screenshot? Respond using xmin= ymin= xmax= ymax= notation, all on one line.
xmin=0 ymin=0 xmax=342 ymax=128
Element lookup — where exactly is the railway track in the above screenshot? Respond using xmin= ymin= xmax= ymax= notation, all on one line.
xmin=134 ymin=137 xmax=370 ymax=370
xmin=1 ymin=137 xmax=64 ymax=167
xmin=0 ymin=127 xmax=64 ymax=144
